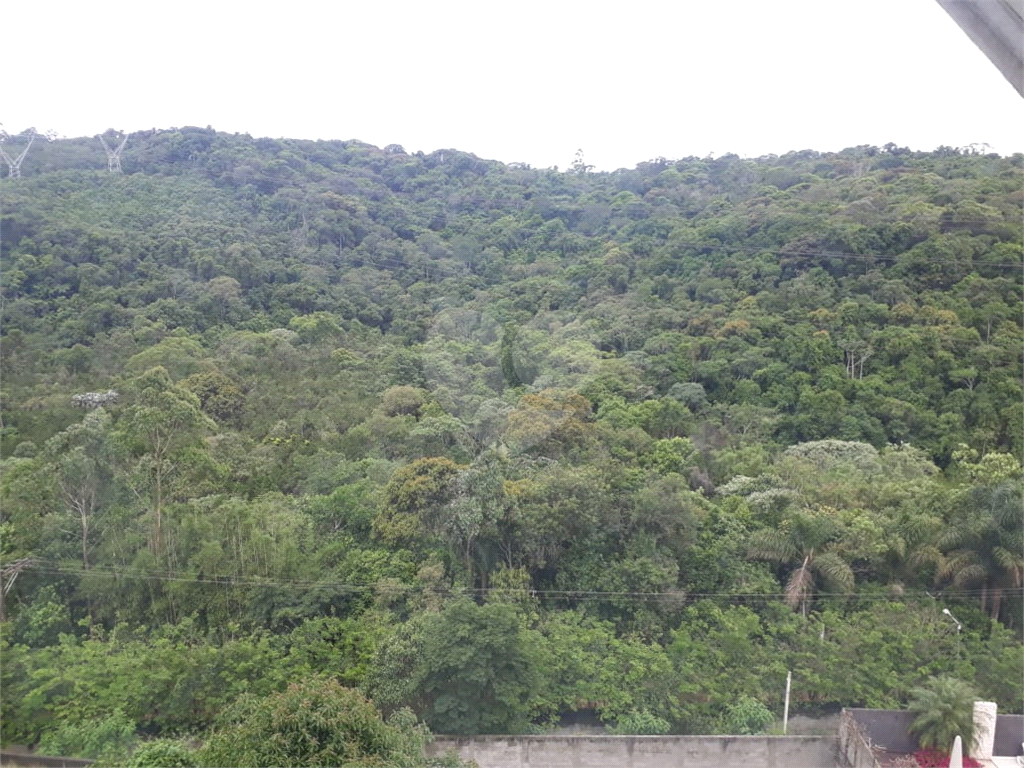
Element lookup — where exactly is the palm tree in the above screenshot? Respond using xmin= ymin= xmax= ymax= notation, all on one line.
xmin=937 ymin=481 xmax=1023 ymax=621
xmin=748 ymin=508 xmax=855 ymax=615
xmin=907 ymin=676 xmax=976 ymax=752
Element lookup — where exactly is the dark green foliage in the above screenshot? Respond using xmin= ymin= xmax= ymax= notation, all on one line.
xmin=9 ymin=585 xmax=72 ymax=647
xmin=0 ymin=133 xmax=1021 ymax=745
xmin=382 ymin=599 xmax=543 ymax=735
xmin=183 ymin=370 xmax=245 ymax=423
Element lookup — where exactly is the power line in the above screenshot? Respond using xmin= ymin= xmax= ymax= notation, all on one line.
xmin=345 ymin=237 xmax=1024 ymax=276
xmin=21 ymin=559 xmax=1020 ymax=605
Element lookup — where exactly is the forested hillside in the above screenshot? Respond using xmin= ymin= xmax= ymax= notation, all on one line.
xmin=1 ymin=128 xmax=1021 ymax=762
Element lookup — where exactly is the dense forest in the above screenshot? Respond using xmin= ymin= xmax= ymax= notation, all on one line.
xmin=1 ymin=127 xmax=1022 ymax=765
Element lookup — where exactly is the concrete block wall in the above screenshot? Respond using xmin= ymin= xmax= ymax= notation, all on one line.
xmin=427 ymin=735 xmax=838 ymax=768
xmin=837 ymin=710 xmax=881 ymax=768
xmin=845 ymin=708 xmax=1024 ymax=759
xmin=0 ymin=751 xmax=93 ymax=768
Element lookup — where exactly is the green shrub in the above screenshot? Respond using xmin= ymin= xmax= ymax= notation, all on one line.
xmin=609 ymin=710 xmax=672 ymax=735
xmin=125 ymin=739 xmax=197 ymax=767
xmin=721 ymin=696 xmax=774 ymax=735
xmin=37 ymin=708 xmax=136 ymax=763
xmin=198 ymin=676 xmax=436 ymax=767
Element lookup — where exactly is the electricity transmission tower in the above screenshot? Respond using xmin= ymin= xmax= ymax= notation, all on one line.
xmin=0 ymin=128 xmax=38 ymax=178
xmin=98 ymin=131 xmax=128 ymax=173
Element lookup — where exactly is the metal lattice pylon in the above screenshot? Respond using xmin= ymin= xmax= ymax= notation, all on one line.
xmin=0 ymin=129 xmax=37 ymax=178
xmin=98 ymin=131 xmax=128 ymax=173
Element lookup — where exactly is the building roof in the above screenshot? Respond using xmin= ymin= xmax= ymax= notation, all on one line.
xmin=936 ymin=0 xmax=1024 ymax=97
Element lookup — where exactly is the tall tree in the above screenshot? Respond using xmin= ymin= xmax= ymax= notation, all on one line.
xmin=116 ymin=367 xmax=214 ymax=561
xmin=937 ymin=480 xmax=1023 ymax=621
xmin=748 ymin=508 xmax=855 ymax=615
xmin=412 ymin=599 xmax=542 ymax=735
xmin=42 ymin=409 xmax=116 ymax=571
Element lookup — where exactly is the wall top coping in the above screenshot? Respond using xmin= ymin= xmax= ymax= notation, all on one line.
xmin=432 ymin=735 xmax=835 ymax=742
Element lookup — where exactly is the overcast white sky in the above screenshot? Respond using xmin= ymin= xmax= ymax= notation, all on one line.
xmin=2 ymin=0 xmax=1022 ymax=170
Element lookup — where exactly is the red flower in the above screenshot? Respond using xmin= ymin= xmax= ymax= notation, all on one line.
xmin=912 ymin=747 xmax=981 ymax=767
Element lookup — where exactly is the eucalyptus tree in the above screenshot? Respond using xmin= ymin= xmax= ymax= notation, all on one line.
xmin=42 ymin=408 xmax=117 ymax=571
xmin=115 ymin=367 xmax=215 ymax=561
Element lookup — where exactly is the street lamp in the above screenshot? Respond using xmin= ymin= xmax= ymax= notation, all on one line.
xmin=942 ymin=607 xmax=962 ymax=633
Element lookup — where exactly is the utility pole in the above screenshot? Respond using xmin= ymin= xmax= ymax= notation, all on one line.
xmin=783 ymin=670 xmax=792 ymax=734
xmin=0 ymin=128 xmax=37 ymax=178
xmin=98 ymin=131 xmax=128 ymax=173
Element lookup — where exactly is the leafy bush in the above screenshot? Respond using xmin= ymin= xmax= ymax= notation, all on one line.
xmin=125 ymin=739 xmax=197 ymax=767
xmin=10 ymin=586 xmax=73 ymax=648
xmin=609 ymin=710 xmax=671 ymax=735
xmin=37 ymin=708 xmax=136 ymax=762
xmin=198 ymin=676 xmax=436 ymax=767
xmin=721 ymin=696 xmax=774 ymax=735
xmin=371 ymin=599 xmax=543 ymax=736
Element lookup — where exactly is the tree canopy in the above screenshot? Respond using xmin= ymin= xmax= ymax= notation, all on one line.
xmin=1 ymin=130 xmax=1021 ymax=757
